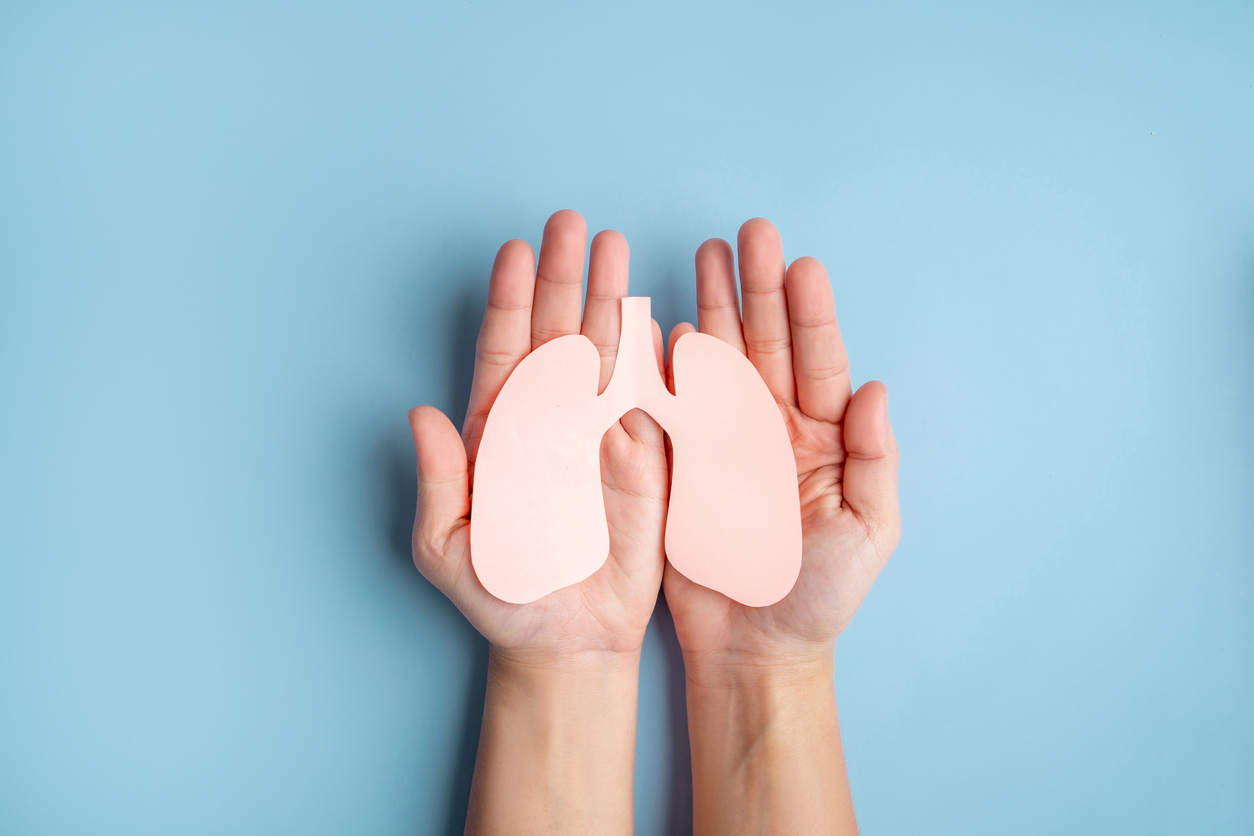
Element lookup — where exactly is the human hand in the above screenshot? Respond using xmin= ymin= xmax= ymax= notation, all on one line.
xmin=408 ymin=209 xmax=669 ymax=669
xmin=409 ymin=211 xmax=669 ymax=834
xmin=664 ymin=219 xmax=899 ymax=835
xmin=664 ymin=218 xmax=901 ymax=674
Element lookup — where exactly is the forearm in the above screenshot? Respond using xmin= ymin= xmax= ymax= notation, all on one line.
xmin=684 ymin=652 xmax=857 ymax=836
xmin=465 ymin=647 xmax=641 ymax=836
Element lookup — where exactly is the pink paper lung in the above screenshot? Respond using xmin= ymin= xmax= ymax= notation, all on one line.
xmin=470 ymin=298 xmax=802 ymax=607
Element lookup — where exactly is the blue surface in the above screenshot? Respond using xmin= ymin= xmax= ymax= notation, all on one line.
xmin=2 ymin=2 xmax=1252 ymax=833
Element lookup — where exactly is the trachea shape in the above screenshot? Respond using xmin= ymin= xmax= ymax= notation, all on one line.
xmin=469 ymin=297 xmax=802 ymax=607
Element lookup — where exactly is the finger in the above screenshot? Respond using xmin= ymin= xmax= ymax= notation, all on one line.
xmin=785 ymin=257 xmax=852 ymax=424
xmin=737 ymin=218 xmax=796 ymax=404
xmin=842 ymin=381 xmax=900 ymax=558
xmin=666 ymin=321 xmax=696 ymax=394
xmin=580 ymin=229 xmax=630 ymax=392
xmin=694 ymin=238 xmax=746 ymax=353
xmin=531 ymin=209 xmax=588 ymax=349
xmin=409 ymin=405 xmax=471 ymax=592
xmin=463 ymin=239 xmax=535 ymax=464
xmin=599 ymin=411 xmax=667 ymax=594
xmin=616 ymin=406 xmax=664 ymax=450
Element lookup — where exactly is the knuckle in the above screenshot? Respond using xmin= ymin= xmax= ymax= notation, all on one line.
xmin=745 ymin=334 xmax=792 ymax=355
xmin=799 ymin=361 xmax=849 ymax=383
xmin=475 ymin=346 xmax=521 ymax=368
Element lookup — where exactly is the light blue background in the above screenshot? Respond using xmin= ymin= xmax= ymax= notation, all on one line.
xmin=2 ymin=1 xmax=1251 ymax=833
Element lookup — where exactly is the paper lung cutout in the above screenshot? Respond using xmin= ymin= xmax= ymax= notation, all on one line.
xmin=470 ymin=297 xmax=802 ymax=607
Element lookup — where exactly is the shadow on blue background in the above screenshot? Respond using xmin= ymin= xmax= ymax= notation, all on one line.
xmin=375 ymin=278 xmax=485 ymax=836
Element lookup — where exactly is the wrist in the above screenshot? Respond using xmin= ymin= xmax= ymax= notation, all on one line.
xmin=682 ymin=651 xmax=835 ymax=737
xmin=468 ymin=646 xmax=641 ymax=834
xmin=681 ymin=645 xmax=851 ymax=836
xmin=485 ymin=644 xmax=642 ymax=751
xmin=681 ymin=643 xmax=835 ymax=693
xmin=490 ymin=643 xmax=643 ymax=680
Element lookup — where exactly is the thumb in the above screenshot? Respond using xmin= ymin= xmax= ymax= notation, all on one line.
xmin=841 ymin=381 xmax=901 ymax=557
xmin=408 ymin=405 xmax=470 ymax=589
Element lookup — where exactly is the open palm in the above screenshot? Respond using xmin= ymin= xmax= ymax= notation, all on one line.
xmin=409 ymin=210 xmax=668 ymax=661
xmin=663 ymin=219 xmax=901 ymax=664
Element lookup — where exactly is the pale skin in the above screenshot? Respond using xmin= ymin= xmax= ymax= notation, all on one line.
xmin=409 ymin=211 xmax=900 ymax=835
